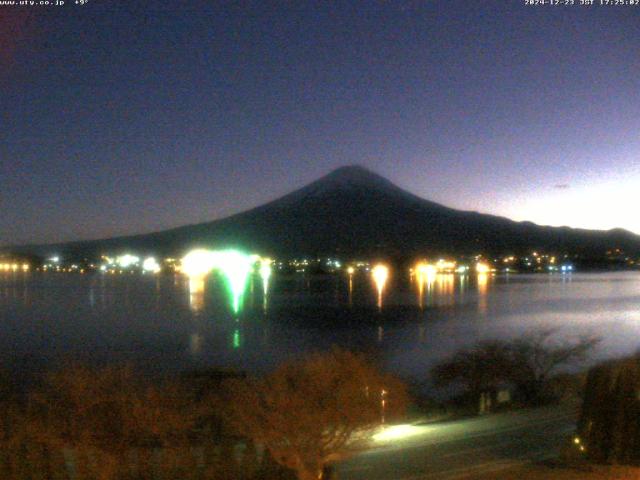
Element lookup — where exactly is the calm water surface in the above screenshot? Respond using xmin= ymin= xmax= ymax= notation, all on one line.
xmin=1 ymin=271 xmax=639 ymax=382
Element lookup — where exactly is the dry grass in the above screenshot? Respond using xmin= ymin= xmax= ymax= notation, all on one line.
xmin=469 ymin=464 xmax=640 ymax=479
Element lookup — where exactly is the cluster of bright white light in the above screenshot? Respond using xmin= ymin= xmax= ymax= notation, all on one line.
xmin=412 ymin=260 xmax=461 ymax=278
xmin=96 ymin=253 xmax=163 ymax=274
xmin=326 ymin=259 xmax=341 ymax=269
xmin=117 ymin=254 xmax=140 ymax=268
xmin=180 ymin=249 xmax=273 ymax=313
xmin=180 ymin=249 xmax=219 ymax=277
xmin=142 ymin=257 xmax=161 ymax=273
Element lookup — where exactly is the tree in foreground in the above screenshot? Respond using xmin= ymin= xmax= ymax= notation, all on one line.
xmin=578 ymin=354 xmax=640 ymax=465
xmin=27 ymin=364 xmax=199 ymax=480
xmin=431 ymin=340 xmax=512 ymax=404
xmin=432 ymin=329 xmax=600 ymax=407
xmin=221 ymin=348 xmax=408 ymax=480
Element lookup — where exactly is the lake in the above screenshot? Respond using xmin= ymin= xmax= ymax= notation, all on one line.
xmin=1 ymin=271 xmax=639 ymax=384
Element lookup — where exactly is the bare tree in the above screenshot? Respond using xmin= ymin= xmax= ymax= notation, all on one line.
xmin=431 ymin=340 xmax=513 ymax=401
xmin=432 ymin=329 xmax=600 ymax=407
xmin=507 ymin=329 xmax=600 ymax=403
xmin=220 ymin=349 xmax=407 ymax=480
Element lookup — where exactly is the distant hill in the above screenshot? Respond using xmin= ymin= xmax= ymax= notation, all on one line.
xmin=9 ymin=166 xmax=640 ymax=259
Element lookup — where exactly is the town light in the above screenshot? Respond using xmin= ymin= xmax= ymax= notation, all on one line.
xmin=142 ymin=257 xmax=161 ymax=273
xmin=181 ymin=249 xmax=218 ymax=277
xmin=117 ymin=254 xmax=140 ymax=268
xmin=372 ymin=264 xmax=389 ymax=309
xmin=475 ymin=262 xmax=490 ymax=274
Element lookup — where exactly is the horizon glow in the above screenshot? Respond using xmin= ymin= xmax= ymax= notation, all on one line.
xmin=2 ymin=4 xmax=639 ymax=246
xmin=501 ymin=173 xmax=639 ymax=234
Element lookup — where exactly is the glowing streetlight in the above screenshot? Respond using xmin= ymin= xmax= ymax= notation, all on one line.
xmin=475 ymin=262 xmax=491 ymax=274
xmin=372 ymin=264 xmax=389 ymax=309
xmin=373 ymin=424 xmax=425 ymax=442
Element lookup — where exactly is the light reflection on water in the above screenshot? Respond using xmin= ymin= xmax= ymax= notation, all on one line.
xmin=188 ymin=277 xmax=206 ymax=312
xmin=0 ymin=271 xmax=639 ymax=381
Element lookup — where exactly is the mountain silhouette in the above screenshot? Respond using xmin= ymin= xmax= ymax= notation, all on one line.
xmin=11 ymin=166 xmax=640 ymax=259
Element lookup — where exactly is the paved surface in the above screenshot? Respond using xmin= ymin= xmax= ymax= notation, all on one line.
xmin=337 ymin=405 xmax=578 ymax=480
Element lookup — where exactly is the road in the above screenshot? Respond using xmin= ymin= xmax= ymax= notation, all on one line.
xmin=337 ymin=405 xmax=578 ymax=480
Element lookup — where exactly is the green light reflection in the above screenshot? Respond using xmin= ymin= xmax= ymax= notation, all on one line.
xmin=217 ymin=250 xmax=253 ymax=314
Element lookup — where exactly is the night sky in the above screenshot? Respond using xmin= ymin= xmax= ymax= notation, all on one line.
xmin=1 ymin=0 xmax=639 ymax=246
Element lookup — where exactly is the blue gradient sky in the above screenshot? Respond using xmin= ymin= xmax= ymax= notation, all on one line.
xmin=1 ymin=1 xmax=639 ymax=245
